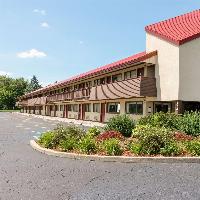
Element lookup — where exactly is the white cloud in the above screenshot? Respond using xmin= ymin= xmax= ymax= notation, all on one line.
xmin=0 ymin=71 xmax=12 ymax=76
xmin=40 ymin=22 xmax=50 ymax=28
xmin=33 ymin=9 xmax=46 ymax=16
xmin=17 ymin=49 xmax=47 ymax=58
xmin=79 ymin=41 xmax=84 ymax=45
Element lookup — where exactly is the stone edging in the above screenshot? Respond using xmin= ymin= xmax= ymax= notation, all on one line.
xmin=30 ymin=140 xmax=200 ymax=163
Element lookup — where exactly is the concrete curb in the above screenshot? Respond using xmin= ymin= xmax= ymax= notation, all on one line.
xmin=30 ymin=140 xmax=200 ymax=163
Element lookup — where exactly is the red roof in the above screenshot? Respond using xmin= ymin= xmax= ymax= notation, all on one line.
xmin=145 ymin=9 xmax=200 ymax=45
xmin=24 ymin=50 xmax=157 ymax=97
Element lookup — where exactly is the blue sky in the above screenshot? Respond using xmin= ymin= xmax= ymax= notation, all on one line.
xmin=0 ymin=0 xmax=200 ymax=86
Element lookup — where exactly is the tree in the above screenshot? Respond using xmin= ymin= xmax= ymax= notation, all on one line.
xmin=26 ymin=75 xmax=42 ymax=93
xmin=0 ymin=76 xmax=28 ymax=109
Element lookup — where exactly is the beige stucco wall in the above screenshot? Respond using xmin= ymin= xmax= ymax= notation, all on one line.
xmin=56 ymin=111 xmax=64 ymax=118
xmin=84 ymin=112 xmax=91 ymax=121
xmin=68 ymin=111 xmax=78 ymax=119
xmin=35 ymin=110 xmax=40 ymax=115
xmin=179 ymin=37 xmax=200 ymax=101
xmin=104 ymin=98 xmax=153 ymax=122
xmin=41 ymin=110 xmax=45 ymax=116
xmin=90 ymin=113 xmax=101 ymax=122
xmin=41 ymin=106 xmax=45 ymax=116
xmin=50 ymin=111 xmax=55 ymax=117
xmin=146 ymin=33 xmax=180 ymax=101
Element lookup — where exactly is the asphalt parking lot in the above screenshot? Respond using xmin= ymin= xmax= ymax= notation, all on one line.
xmin=0 ymin=112 xmax=200 ymax=200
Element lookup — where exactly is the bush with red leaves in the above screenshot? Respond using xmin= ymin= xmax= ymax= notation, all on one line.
xmin=174 ymin=131 xmax=193 ymax=141
xmin=96 ymin=131 xmax=123 ymax=141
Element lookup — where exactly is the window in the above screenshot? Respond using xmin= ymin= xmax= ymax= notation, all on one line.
xmin=50 ymin=105 xmax=54 ymax=111
xmin=69 ymin=86 xmax=73 ymax=91
xmin=60 ymin=105 xmax=64 ymax=111
xmin=107 ymin=102 xmax=120 ymax=113
xmin=137 ymin=67 xmax=144 ymax=77
xmin=126 ymin=102 xmax=143 ymax=115
xmin=55 ymin=105 xmax=59 ymax=111
xmin=124 ymin=70 xmax=137 ymax=80
xmin=68 ymin=104 xmax=72 ymax=111
xmin=112 ymin=74 xmax=122 ymax=82
xmin=94 ymin=80 xmax=97 ymax=86
xmin=74 ymin=85 xmax=78 ymax=90
xmin=106 ymin=76 xmax=111 ymax=84
xmin=73 ymin=104 xmax=78 ymax=112
xmin=86 ymin=81 xmax=92 ymax=88
xmin=100 ymin=78 xmax=105 ymax=84
xmin=94 ymin=79 xmax=100 ymax=86
xmin=85 ymin=104 xmax=91 ymax=112
xmin=79 ymin=83 xmax=85 ymax=89
xmin=93 ymin=103 xmax=100 ymax=113
xmin=155 ymin=103 xmax=171 ymax=113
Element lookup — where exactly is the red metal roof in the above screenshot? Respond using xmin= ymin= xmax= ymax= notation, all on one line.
xmin=23 ymin=50 xmax=157 ymax=97
xmin=145 ymin=9 xmax=200 ymax=45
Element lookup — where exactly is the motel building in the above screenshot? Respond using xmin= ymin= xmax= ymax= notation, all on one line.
xmin=18 ymin=10 xmax=200 ymax=123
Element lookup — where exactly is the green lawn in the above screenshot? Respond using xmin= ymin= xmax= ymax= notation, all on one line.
xmin=0 ymin=110 xmax=20 ymax=112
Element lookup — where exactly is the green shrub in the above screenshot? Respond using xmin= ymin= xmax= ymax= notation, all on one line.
xmin=59 ymin=137 xmax=78 ymax=151
xmin=178 ymin=111 xmax=200 ymax=136
xmin=138 ymin=111 xmax=200 ymax=137
xmin=104 ymin=114 xmax=135 ymax=137
xmin=185 ymin=140 xmax=200 ymax=156
xmin=129 ymin=142 xmax=142 ymax=155
xmin=78 ymin=136 xmax=97 ymax=154
xmin=38 ymin=132 xmax=55 ymax=149
xmin=86 ymin=127 xmax=101 ymax=137
xmin=101 ymin=138 xmax=123 ymax=156
xmin=52 ymin=124 xmax=85 ymax=147
xmin=137 ymin=112 xmax=180 ymax=130
xmin=132 ymin=125 xmax=173 ymax=155
xmin=160 ymin=142 xmax=182 ymax=156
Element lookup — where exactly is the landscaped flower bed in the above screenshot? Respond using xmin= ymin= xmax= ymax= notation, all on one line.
xmin=37 ymin=113 xmax=200 ymax=157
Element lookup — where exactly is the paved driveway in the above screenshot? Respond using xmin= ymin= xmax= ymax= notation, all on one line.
xmin=0 ymin=112 xmax=200 ymax=200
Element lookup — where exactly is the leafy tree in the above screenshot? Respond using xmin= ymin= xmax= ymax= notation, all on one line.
xmin=0 ymin=76 xmax=28 ymax=109
xmin=26 ymin=75 xmax=42 ymax=93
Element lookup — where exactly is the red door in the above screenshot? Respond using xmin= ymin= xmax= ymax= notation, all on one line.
xmin=54 ymin=105 xmax=56 ymax=117
xmin=100 ymin=103 xmax=105 ymax=123
xmin=64 ymin=105 xmax=68 ymax=118
xmin=82 ymin=104 xmax=86 ymax=120
xmin=78 ymin=104 xmax=81 ymax=120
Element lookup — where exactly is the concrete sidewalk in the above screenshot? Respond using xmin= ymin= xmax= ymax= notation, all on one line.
xmin=13 ymin=112 xmax=105 ymax=128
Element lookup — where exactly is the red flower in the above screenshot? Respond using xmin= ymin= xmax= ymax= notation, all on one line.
xmin=97 ymin=131 xmax=123 ymax=141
